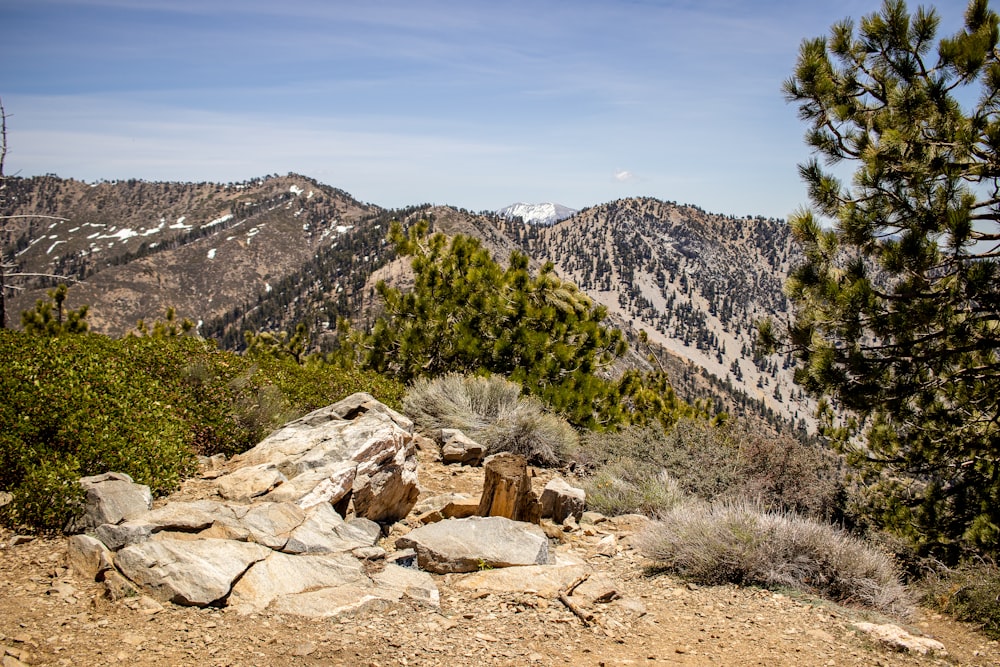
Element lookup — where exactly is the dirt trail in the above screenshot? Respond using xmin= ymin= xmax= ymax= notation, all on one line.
xmin=1 ymin=449 xmax=997 ymax=667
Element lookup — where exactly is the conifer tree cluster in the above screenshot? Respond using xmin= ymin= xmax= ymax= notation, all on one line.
xmin=357 ymin=221 xmax=691 ymax=428
xmin=361 ymin=221 xmax=624 ymax=427
xmin=769 ymin=0 xmax=1000 ymax=558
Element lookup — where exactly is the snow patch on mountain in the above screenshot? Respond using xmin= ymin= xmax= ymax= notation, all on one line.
xmin=497 ymin=202 xmax=578 ymax=226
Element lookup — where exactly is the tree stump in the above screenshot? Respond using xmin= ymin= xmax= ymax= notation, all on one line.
xmin=477 ymin=452 xmax=540 ymax=523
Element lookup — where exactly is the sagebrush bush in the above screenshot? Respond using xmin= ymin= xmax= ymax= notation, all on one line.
xmin=638 ymin=500 xmax=913 ymax=617
xmin=403 ymin=373 xmax=578 ymax=466
xmin=583 ymin=459 xmax=686 ymax=517
xmin=919 ymin=561 xmax=1000 ymax=639
xmin=579 ymin=418 xmax=844 ymax=520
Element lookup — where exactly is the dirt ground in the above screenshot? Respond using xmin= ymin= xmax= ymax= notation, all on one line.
xmin=1 ymin=450 xmax=997 ymax=667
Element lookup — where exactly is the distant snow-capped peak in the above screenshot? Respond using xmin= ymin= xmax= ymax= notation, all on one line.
xmin=497 ymin=202 xmax=578 ymax=226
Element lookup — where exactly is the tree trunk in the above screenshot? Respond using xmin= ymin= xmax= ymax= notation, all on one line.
xmin=477 ymin=452 xmax=540 ymax=523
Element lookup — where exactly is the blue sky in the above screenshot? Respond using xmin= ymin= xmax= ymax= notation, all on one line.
xmin=0 ymin=0 xmax=970 ymax=219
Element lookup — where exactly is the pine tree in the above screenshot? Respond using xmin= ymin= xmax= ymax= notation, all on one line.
xmin=21 ymin=284 xmax=89 ymax=336
xmin=360 ymin=221 xmax=632 ymax=427
xmin=766 ymin=0 xmax=1000 ymax=558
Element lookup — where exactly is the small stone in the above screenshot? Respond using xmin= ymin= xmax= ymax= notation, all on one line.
xmin=121 ymin=632 xmax=147 ymax=646
xmin=292 ymin=642 xmax=317 ymax=657
xmin=352 ymin=546 xmax=386 ymax=560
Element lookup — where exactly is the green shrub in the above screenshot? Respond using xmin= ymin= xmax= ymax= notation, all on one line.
xmin=919 ymin=561 xmax=1000 ymax=640
xmin=638 ymin=500 xmax=913 ymax=617
xmin=579 ymin=418 xmax=845 ymax=520
xmin=0 ymin=331 xmax=196 ymax=530
xmin=0 ymin=329 xmax=406 ymax=531
xmin=403 ymin=373 xmax=579 ymax=466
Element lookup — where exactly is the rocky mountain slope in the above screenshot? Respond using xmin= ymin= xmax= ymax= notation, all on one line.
xmin=2 ymin=175 xmax=808 ymax=428
xmin=500 ymin=198 xmax=810 ymax=427
xmin=1 ymin=174 xmax=381 ymax=338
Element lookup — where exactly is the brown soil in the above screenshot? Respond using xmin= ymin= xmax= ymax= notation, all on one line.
xmin=1 ymin=449 xmax=997 ymax=667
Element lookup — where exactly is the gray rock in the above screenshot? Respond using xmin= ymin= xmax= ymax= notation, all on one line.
xmin=95 ymin=520 xmax=154 ymax=551
xmin=231 ymin=394 xmax=419 ymax=524
xmin=413 ymin=493 xmax=474 ymax=516
xmin=352 ymin=438 xmax=419 ymax=523
xmin=352 ymin=545 xmax=387 ymax=560
xmin=540 ymin=477 xmax=586 ymax=525
xmin=439 ymin=429 xmax=486 ymax=466
xmin=259 ymin=460 xmax=356 ymax=509
xmin=853 ymin=622 xmax=947 ymax=656
xmin=142 ymin=502 xmax=220 ymax=532
xmin=114 ymin=538 xmax=270 ymax=606
xmin=282 ymin=503 xmax=380 ymax=554
xmin=453 ymin=563 xmax=590 ymax=598
xmin=372 ymin=563 xmax=440 ymax=607
xmin=103 ymin=569 xmax=141 ymax=601
xmin=238 ymin=502 xmax=305 ymax=550
xmin=68 ymin=472 xmax=152 ymax=532
xmin=228 ymin=550 xmax=369 ymax=614
xmin=214 ymin=463 xmax=287 ymax=502
xmin=65 ymin=534 xmax=115 ymax=581
xmin=267 ymin=585 xmax=392 ymax=619
xmin=395 ymin=516 xmax=551 ymax=574
xmin=322 ymin=392 xmax=414 ymax=431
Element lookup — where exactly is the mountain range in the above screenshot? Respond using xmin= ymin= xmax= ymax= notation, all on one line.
xmin=1 ymin=173 xmax=808 ymax=431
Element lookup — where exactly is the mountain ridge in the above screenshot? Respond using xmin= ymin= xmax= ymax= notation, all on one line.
xmin=1 ymin=174 xmax=807 ymax=429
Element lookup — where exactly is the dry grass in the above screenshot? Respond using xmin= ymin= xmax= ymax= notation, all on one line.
xmin=583 ymin=460 xmax=686 ymax=517
xmin=403 ymin=373 xmax=578 ymax=466
xmin=638 ymin=500 xmax=913 ymax=617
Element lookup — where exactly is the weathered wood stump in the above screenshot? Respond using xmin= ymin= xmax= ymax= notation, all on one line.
xmin=477 ymin=452 xmax=540 ymax=523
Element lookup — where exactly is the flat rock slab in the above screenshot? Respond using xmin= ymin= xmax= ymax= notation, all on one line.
xmin=267 ymin=585 xmax=393 ymax=619
xmin=282 ymin=504 xmax=380 ymax=555
xmin=453 ymin=563 xmax=590 ymax=598
xmin=114 ymin=538 xmax=270 ymax=606
xmin=228 ymin=551 xmax=369 ymax=614
xmin=854 ymin=622 xmax=947 ymax=656
xmin=395 ymin=516 xmax=550 ymax=574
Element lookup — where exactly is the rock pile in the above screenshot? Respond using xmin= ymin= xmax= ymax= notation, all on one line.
xmin=63 ymin=393 xmax=589 ymax=620
xmin=66 ymin=394 xmax=436 ymax=618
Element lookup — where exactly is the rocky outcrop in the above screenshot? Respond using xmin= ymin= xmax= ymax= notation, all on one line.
xmin=226 ymin=393 xmax=419 ymax=523
xmin=66 ymin=394 xmax=435 ymax=617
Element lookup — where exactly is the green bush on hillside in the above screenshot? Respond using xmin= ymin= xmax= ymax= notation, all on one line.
xmin=0 ymin=332 xmax=194 ymax=529
xmin=0 ymin=328 xmax=404 ymax=531
xmin=920 ymin=560 xmax=1000 ymax=640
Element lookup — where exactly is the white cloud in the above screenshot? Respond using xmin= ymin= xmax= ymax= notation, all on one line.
xmin=614 ymin=169 xmax=634 ymax=182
